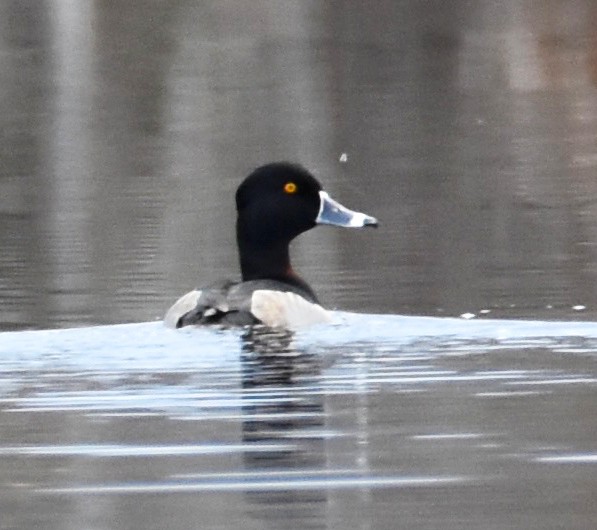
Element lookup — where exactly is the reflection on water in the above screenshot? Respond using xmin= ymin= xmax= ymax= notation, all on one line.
xmin=0 ymin=318 xmax=596 ymax=528
xmin=241 ymin=329 xmax=327 ymax=528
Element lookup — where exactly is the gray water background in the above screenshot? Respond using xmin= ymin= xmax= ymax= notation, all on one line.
xmin=1 ymin=1 xmax=597 ymax=529
xmin=2 ymin=0 xmax=597 ymax=329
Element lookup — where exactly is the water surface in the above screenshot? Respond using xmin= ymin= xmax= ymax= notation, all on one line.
xmin=1 ymin=0 xmax=597 ymax=328
xmin=2 ymin=316 xmax=597 ymax=529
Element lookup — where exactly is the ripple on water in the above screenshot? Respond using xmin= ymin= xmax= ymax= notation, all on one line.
xmin=1 ymin=313 xmax=596 ymax=527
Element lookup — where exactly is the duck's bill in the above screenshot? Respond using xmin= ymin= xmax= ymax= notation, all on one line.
xmin=316 ymin=191 xmax=378 ymax=228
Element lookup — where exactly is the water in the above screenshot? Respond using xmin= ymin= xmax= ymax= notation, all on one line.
xmin=1 ymin=0 xmax=597 ymax=528
xmin=2 ymin=317 xmax=597 ymax=529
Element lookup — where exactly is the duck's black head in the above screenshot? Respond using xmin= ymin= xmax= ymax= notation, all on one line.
xmin=236 ymin=162 xmax=323 ymax=248
xmin=235 ymin=162 xmax=378 ymax=285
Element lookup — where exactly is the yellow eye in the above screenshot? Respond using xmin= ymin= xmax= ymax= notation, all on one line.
xmin=284 ymin=182 xmax=297 ymax=194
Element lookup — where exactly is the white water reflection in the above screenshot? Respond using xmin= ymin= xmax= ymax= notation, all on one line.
xmin=536 ymin=454 xmax=597 ymax=464
xmin=0 ymin=443 xmax=296 ymax=457
xmin=1 ymin=313 xmax=597 ymax=528
xmin=40 ymin=475 xmax=469 ymax=495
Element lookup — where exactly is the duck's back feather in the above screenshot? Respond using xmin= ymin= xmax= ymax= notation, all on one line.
xmin=164 ymin=280 xmax=331 ymax=330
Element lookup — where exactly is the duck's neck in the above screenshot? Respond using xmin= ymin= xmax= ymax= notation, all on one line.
xmin=239 ymin=241 xmax=289 ymax=280
xmin=237 ymin=240 xmax=318 ymax=302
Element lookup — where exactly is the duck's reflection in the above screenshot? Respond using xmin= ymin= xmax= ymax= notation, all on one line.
xmin=240 ymin=326 xmax=327 ymax=528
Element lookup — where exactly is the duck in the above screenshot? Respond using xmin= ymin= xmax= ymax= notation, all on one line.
xmin=164 ymin=162 xmax=378 ymax=330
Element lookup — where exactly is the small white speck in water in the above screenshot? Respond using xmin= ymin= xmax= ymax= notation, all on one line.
xmin=572 ymin=305 xmax=586 ymax=311
xmin=339 ymin=153 xmax=348 ymax=163
xmin=460 ymin=313 xmax=476 ymax=320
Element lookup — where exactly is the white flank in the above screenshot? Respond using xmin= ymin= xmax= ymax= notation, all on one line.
xmin=163 ymin=290 xmax=202 ymax=328
xmin=251 ymin=290 xmax=333 ymax=330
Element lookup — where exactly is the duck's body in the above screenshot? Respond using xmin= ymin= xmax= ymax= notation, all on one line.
xmin=164 ymin=162 xmax=377 ymax=330
xmin=165 ymin=279 xmax=326 ymax=328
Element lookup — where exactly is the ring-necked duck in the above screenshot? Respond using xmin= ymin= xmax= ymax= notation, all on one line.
xmin=164 ymin=162 xmax=378 ymax=330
